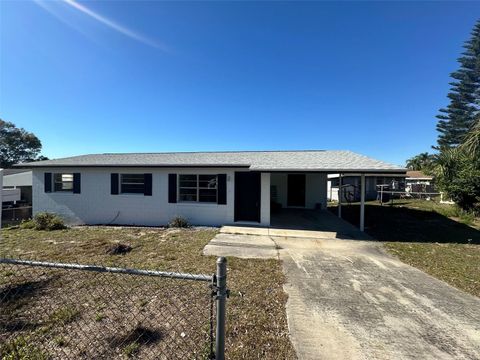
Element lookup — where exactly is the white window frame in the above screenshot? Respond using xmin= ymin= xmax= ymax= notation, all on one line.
xmin=53 ymin=173 xmax=74 ymax=192
xmin=120 ymin=174 xmax=145 ymax=195
xmin=178 ymin=174 xmax=218 ymax=203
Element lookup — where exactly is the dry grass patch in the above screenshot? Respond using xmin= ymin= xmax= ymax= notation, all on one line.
xmin=0 ymin=226 xmax=296 ymax=359
xmin=385 ymin=242 xmax=480 ymax=297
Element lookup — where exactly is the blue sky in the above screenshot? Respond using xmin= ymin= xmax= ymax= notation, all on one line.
xmin=1 ymin=1 xmax=479 ymax=166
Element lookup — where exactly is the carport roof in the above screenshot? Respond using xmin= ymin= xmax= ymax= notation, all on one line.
xmin=16 ymin=150 xmax=406 ymax=173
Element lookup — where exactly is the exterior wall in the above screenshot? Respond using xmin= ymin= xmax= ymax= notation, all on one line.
xmin=306 ymin=173 xmax=327 ymax=209
xmin=33 ymin=167 xmax=248 ymax=226
xmin=270 ymin=173 xmax=327 ymax=210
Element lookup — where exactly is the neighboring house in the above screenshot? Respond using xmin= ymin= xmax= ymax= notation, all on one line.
xmin=404 ymin=170 xmax=436 ymax=196
xmin=405 ymin=170 xmax=434 ymax=187
xmin=327 ymin=173 xmax=406 ymax=202
xmin=17 ymin=150 xmax=405 ymax=228
xmin=2 ymin=169 xmax=33 ymax=205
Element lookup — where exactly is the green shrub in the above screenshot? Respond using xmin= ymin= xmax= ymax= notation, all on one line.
xmin=19 ymin=219 xmax=36 ymax=229
xmin=21 ymin=212 xmax=67 ymax=231
xmin=168 ymin=216 xmax=191 ymax=228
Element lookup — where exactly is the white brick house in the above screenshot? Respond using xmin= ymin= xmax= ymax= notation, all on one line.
xmin=18 ymin=150 xmax=405 ymax=229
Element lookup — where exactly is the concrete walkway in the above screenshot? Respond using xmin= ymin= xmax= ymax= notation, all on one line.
xmin=204 ymin=229 xmax=480 ymax=359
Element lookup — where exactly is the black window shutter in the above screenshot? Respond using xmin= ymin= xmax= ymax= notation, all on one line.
xmin=168 ymin=174 xmax=177 ymax=203
xmin=144 ymin=173 xmax=152 ymax=196
xmin=73 ymin=173 xmax=81 ymax=194
xmin=44 ymin=172 xmax=52 ymax=193
xmin=111 ymin=173 xmax=119 ymax=195
xmin=217 ymin=174 xmax=227 ymax=205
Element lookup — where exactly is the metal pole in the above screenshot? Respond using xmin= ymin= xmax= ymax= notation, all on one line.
xmin=215 ymin=257 xmax=227 ymax=360
xmin=338 ymin=173 xmax=342 ymax=218
xmin=360 ymin=173 xmax=365 ymax=232
xmin=0 ymin=258 xmax=213 ymax=282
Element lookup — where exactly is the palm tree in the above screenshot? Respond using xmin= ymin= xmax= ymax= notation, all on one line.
xmin=461 ymin=116 xmax=480 ymax=157
xmin=405 ymin=152 xmax=435 ymax=171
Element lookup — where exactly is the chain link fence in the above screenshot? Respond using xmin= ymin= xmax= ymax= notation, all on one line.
xmin=0 ymin=257 xmax=228 ymax=359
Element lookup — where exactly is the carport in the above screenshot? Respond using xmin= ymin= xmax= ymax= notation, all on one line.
xmin=262 ymin=169 xmax=406 ymax=233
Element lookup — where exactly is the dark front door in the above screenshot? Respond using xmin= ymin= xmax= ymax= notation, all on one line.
xmin=234 ymin=172 xmax=261 ymax=222
xmin=287 ymin=174 xmax=306 ymax=207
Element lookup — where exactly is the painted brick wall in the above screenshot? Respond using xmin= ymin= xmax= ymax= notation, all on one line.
xmin=33 ymin=167 xmax=245 ymax=226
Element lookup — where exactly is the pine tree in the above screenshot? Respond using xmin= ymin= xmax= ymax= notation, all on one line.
xmin=435 ymin=20 xmax=480 ymax=149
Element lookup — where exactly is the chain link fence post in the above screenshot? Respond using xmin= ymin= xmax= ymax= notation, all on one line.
xmin=215 ymin=257 xmax=228 ymax=360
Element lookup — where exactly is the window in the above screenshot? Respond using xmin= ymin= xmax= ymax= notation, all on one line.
xmin=54 ymin=173 xmax=73 ymax=192
xmin=120 ymin=174 xmax=145 ymax=194
xmin=179 ymin=175 xmax=217 ymax=203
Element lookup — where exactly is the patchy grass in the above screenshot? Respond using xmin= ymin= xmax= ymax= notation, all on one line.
xmin=0 ymin=226 xmax=296 ymax=359
xmin=0 ymin=335 xmax=48 ymax=360
xmin=328 ymin=199 xmax=480 ymax=243
xmin=385 ymin=242 xmax=480 ymax=297
xmin=49 ymin=305 xmax=80 ymax=325
xmin=123 ymin=341 xmax=140 ymax=358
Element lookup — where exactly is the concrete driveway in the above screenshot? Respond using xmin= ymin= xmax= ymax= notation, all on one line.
xmin=275 ymin=237 xmax=480 ymax=360
xmin=204 ymin=232 xmax=480 ymax=359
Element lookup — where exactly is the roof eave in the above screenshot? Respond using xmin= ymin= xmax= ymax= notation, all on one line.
xmin=254 ymin=168 xmax=407 ymax=173
xmin=15 ymin=163 xmax=252 ymax=169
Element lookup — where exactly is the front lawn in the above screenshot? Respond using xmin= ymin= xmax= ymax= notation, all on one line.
xmin=385 ymin=242 xmax=480 ymax=297
xmin=0 ymin=226 xmax=296 ymax=359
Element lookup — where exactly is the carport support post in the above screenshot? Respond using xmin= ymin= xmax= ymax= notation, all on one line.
xmin=338 ymin=173 xmax=342 ymax=218
xmin=360 ymin=173 xmax=365 ymax=231
xmin=215 ymin=257 xmax=227 ymax=360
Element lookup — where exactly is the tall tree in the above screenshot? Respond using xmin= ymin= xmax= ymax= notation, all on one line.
xmin=435 ymin=20 xmax=480 ymax=149
xmin=0 ymin=119 xmax=45 ymax=168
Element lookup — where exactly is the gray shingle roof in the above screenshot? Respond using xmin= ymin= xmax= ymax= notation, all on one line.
xmin=16 ymin=150 xmax=405 ymax=173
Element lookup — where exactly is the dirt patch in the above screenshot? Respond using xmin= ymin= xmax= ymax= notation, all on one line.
xmin=106 ymin=243 xmax=133 ymax=255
